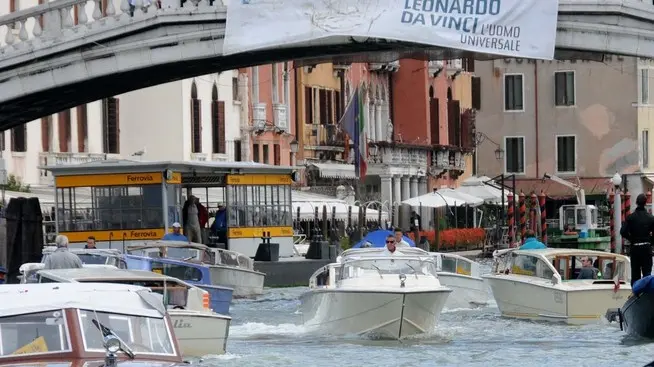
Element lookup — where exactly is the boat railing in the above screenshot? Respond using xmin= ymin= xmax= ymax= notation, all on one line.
xmin=338 ymin=257 xmax=439 ymax=281
xmin=339 ymin=247 xmax=430 ymax=260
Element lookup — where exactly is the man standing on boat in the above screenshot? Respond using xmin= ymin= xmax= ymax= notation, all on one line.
xmin=84 ymin=236 xmax=96 ymax=249
xmin=519 ymin=230 xmax=547 ymax=250
xmin=182 ymin=195 xmax=204 ymax=243
xmin=394 ymin=229 xmax=411 ymax=248
xmin=162 ymin=222 xmax=188 ymax=242
xmin=383 ymin=235 xmax=403 ymax=256
xmin=620 ymin=193 xmax=654 ymax=286
xmin=44 ymin=235 xmax=83 ymax=270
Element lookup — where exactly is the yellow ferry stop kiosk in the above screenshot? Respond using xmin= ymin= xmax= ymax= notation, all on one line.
xmin=43 ymin=160 xmax=298 ymax=258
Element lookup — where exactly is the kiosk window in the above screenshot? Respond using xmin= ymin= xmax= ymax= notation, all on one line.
xmin=56 ymin=185 xmax=164 ymax=231
xmin=227 ymin=184 xmax=292 ymax=228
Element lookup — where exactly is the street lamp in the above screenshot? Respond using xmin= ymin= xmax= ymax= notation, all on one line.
xmin=289 ymin=139 xmax=299 ymax=167
xmin=494 ymin=147 xmax=504 ymax=160
xmin=611 ymin=172 xmax=622 ymax=188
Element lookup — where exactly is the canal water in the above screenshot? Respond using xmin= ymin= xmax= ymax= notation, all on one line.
xmin=196 ymin=262 xmax=654 ymax=367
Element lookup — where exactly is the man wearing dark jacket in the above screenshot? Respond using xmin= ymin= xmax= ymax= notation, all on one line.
xmin=620 ymin=193 xmax=654 ymax=286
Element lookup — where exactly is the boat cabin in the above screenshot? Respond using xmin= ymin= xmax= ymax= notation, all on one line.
xmin=430 ymin=252 xmax=480 ymax=278
xmin=559 ymin=204 xmax=600 ymax=231
xmin=126 ymin=241 xmax=254 ymax=271
xmin=0 ymin=283 xmax=182 ymax=366
xmin=493 ymin=249 xmax=630 ymax=285
xmin=337 ymin=248 xmax=480 ymax=279
xmin=122 ymin=254 xmax=233 ymax=315
xmin=34 ymin=268 xmax=212 ymax=313
xmin=42 ymin=248 xmax=128 ymax=269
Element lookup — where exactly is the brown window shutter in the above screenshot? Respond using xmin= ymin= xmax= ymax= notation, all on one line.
xmin=326 ymin=90 xmax=333 ymax=124
xmin=430 ymin=98 xmax=440 ymax=145
xmin=191 ymin=98 xmax=202 ymax=153
xmin=274 ymin=144 xmax=281 ymax=165
xmin=211 ymin=101 xmax=219 ymax=154
xmin=471 ymin=77 xmax=481 ymax=110
xmin=335 ymin=90 xmax=342 ymax=121
xmin=304 ymin=87 xmax=313 ymax=124
xmin=319 ymin=89 xmax=327 ymax=125
xmin=58 ymin=109 xmax=71 ymax=152
xmin=104 ymin=98 xmax=120 ymax=154
xmin=41 ymin=116 xmax=50 ymax=152
xmin=447 ymin=100 xmax=457 ymax=147
xmin=77 ymin=105 xmax=88 ymax=152
xmin=460 ymin=110 xmax=470 ymax=149
xmin=218 ymin=101 xmax=226 ymax=154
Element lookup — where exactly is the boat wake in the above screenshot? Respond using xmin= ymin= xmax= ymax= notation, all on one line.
xmin=229 ymin=322 xmax=309 ymax=340
xmin=198 ymin=353 xmax=243 ymax=361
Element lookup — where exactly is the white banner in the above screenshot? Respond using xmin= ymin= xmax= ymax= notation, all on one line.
xmin=223 ymin=0 xmax=560 ymax=60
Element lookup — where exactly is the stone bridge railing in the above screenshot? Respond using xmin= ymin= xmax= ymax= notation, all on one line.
xmin=0 ymin=0 xmax=222 ymax=57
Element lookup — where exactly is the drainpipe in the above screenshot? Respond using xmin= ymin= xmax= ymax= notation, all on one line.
xmin=294 ymin=65 xmax=301 ymax=162
xmin=534 ymin=62 xmax=540 ymax=178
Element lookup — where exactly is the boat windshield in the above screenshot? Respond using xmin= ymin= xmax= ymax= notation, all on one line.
xmin=340 ymin=257 xmax=438 ymax=280
xmin=215 ymin=249 xmax=254 ymax=270
xmin=0 ymin=310 xmax=70 ymax=357
xmin=78 ymin=310 xmax=175 ymax=356
xmin=440 ymin=255 xmax=473 ymax=276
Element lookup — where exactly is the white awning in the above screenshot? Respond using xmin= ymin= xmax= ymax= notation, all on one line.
xmin=309 ymin=163 xmax=356 ymax=179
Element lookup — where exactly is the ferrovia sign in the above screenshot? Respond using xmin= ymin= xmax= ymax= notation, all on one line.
xmin=223 ymin=0 xmax=559 ymax=60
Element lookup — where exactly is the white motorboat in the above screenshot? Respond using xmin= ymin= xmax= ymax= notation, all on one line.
xmin=483 ymin=248 xmax=632 ymax=324
xmin=301 ymin=248 xmax=452 ymax=339
xmin=126 ymin=241 xmax=265 ymax=298
xmin=33 ymin=267 xmax=231 ymax=357
xmin=337 ymin=248 xmax=488 ymax=309
xmin=430 ymin=252 xmax=489 ymax=309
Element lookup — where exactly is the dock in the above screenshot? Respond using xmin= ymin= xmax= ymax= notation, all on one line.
xmin=254 ymin=257 xmax=331 ymax=287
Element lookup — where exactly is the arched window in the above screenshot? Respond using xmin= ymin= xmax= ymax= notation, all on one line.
xmin=211 ymin=83 xmax=226 ymax=154
xmin=190 ymin=81 xmax=202 ymax=153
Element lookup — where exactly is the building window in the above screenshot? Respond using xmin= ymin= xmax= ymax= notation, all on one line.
xmin=642 ymin=69 xmax=649 ymax=104
xmin=304 ymin=87 xmax=313 ymax=124
xmin=471 ymin=77 xmax=481 ymax=110
xmin=234 ymin=140 xmax=242 ymax=161
xmin=102 ymin=97 xmax=120 ymax=154
xmin=232 ymin=77 xmax=239 ymax=100
xmin=273 ymin=144 xmax=281 ymax=165
xmin=555 ymin=71 xmax=575 ymax=106
xmin=11 ymin=125 xmax=27 ymax=153
xmin=58 ymin=109 xmax=72 ymax=153
xmin=190 ymin=82 xmax=202 ymax=154
xmin=41 ymin=116 xmax=52 ymax=152
xmin=504 ymin=136 xmax=525 ymax=174
xmin=643 ymin=130 xmax=650 ymax=168
xmin=262 ymin=144 xmax=269 ymax=164
xmin=504 ymin=74 xmax=524 ymax=111
xmin=252 ymin=144 xmax=260 ymax=163
xmin=556 ymin=135 xmax=576 ymax=173
xmin=211 ymin=84 xmax=226 ymax=154
xmin=77 ymin=105 xmax=88 ymax=152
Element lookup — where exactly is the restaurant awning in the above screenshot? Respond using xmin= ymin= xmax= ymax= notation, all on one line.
xmin=514 ymin=177 xmax=610 ymax=199
xmin=308 ymin=162 xmax=356 ymax=180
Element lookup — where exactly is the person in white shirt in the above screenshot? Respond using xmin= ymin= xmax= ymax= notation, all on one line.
xmin=382 ymin=235 xmax=403 ymax=256
xmin=394 ymin=229 xmax=411 ymax=247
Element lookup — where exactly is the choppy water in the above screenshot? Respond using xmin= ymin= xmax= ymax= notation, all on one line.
xmin=195 ymin=262 xmax=654 ymax=367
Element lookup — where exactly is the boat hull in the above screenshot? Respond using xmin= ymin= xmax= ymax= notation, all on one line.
xmin=437 ymin=273 xmax=489 ymax=309
xmin=169 ymin=311 xmax=230 ymax=357
xmin=209 ymin=266 xmax=265 ymax=298
xmin=621 ymin=292 xmax=654 ymax=338
xmin=485 ymin=276 xmax=631 ymax=324
xmin=300 ymin=289 xmax=451 ymax=339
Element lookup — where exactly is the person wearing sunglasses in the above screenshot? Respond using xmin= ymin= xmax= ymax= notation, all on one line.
xmin=383 ymin=235 xmax=403 ymax=256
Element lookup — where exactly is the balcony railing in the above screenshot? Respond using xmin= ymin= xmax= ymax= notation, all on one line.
xmin=39 ymin=152 xmax=108 ymax=185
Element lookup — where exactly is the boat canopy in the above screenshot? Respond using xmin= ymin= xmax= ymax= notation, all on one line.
xmin=127 ymin=240 xmax=254 ymax=270
xmin=0 ymin=283 xmax=166 ymax=318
